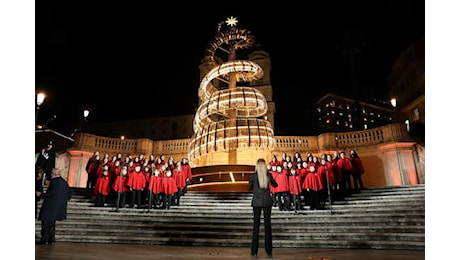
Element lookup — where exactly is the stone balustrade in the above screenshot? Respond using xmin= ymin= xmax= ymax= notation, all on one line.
xmin=64 ymin=123 xmax=423 ymax=189
xmin=73 ymin=123 xmax=409 ymax=157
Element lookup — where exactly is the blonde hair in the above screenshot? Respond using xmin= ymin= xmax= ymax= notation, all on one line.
xmin=256 ymin=158 xmax=269 ymax=189
xmin=51 ymin=168 xmax=61 ymax=178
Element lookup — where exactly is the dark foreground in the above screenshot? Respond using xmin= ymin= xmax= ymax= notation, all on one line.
xmin=35 ymin=242 xmax=425 ymax=260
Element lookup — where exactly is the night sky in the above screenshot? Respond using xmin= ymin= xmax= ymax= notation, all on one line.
xmin=35 ymin=1 xmax=425 ymax=136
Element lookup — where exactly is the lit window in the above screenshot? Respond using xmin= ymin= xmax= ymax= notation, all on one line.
xmin=326 ymin=119 xmax=330 ymax=124
xmin=336 ymin=120 xmax=340 ymax=125
xmin=364 ymin=124 xmax=367 ymax=130
xmin=339 ymin=112 xmax=343 ymax=116
xmin=364 ymin=118 xmax=367 ymax=121
xmin=317 ymin=107 xmax=321 ymax=112
xmin=331 ymin=110 xmax=335 ymax=114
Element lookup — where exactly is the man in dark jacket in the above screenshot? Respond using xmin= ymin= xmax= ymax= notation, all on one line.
xmin=35 ymin=141 xmax=56 ymax=183
xmin=37 ymin=168 xmax=73 ymax=245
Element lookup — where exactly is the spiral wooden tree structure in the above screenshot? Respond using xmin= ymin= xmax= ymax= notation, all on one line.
xmin=189 ymin=17 xmax=275 ymax=168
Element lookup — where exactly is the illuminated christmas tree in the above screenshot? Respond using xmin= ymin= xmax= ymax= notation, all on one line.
xmin=189 ymin=17 xmax=275 ymax=168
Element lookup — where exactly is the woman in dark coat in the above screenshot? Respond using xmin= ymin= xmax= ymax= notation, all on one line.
xmin=248 ymin=158 xmax=278 ymax=257
xmin=38 ymin=168 xmax=73 ymax=245
xmin=350 ymin=149 xmax=365 ymax=190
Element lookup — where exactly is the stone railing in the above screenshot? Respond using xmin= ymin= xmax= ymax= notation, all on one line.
xmin=153 ymin=139 xmax=190 ymax=159
xmin=73 ymin=133 xmax=152 ymax=156
xmin=65 ymin=123 xmax=420 ymax=188
xmin=274 ymin=136 xmax=317 ymax=153
xmin=272 ymin=123 xmax=410 ymax=156
xmin=333 ymin=123 xmax=410 ymax=149
xmin=72 ymin=123 xmax=410 ymax=158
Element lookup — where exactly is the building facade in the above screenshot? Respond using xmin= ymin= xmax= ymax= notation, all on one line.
xmin=387 ymin=34 xmax=425 ymax=143
xmin=314 ymin=93 xmax=395 ymax=133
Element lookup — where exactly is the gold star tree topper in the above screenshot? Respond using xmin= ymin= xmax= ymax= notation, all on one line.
xmin=225 ymin=16 xmax=238 ymax=27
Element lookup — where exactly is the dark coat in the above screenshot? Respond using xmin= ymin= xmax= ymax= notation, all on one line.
xmin=248 ymin=172 xmax=278 ymax=208
xmin=38 ymin=176 xmax=73 ymax=222
xmin=35 ymin=146 xmax=56 ymax=178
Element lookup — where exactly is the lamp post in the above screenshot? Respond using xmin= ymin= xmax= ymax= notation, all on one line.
xmin=390 ymin=98 xmax=397 ymax=108
xmin=390 ymin=98 xmax=397 ymax=123
xmin=36 ymin=92 xmax=46 ymax=126
xmin=82 ymin=109 xmax=90 ymax=132
xmin=83 ymin=109 xmax=90 ymax=121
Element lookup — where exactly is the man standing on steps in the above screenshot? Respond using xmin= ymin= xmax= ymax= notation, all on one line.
xmin=35 ymin=141 xmax=56 ymax=185
xmin=37 ymin=168 xmax=73 ymax=245
xmin=248 ymin=158 xmax=278 ymax=257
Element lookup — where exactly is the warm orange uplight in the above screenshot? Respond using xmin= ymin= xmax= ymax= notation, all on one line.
xmin=379 ymin=142 xmax=418 ymax=186
xmin=67 ymin=150 xmax=94 ymax=187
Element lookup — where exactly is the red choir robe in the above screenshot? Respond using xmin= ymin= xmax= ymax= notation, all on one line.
xmin=302 ymin=169 xmax=324 ymax=192
xmin=337 ymin=157 xmax=353 ymax=179
xmin=269 ymin=170 xmax=277 ymax=194
xmin=174 ymin=168 xmax=187 ymax=189
xmin=109 ymin=166 xmax=121 ymax=183
xmin=273 ymin=171 xmax=289 ymax=193
xmin=298 ymin=167 xmax=309 ymax=182
xmin=94 ymin=173 xmax=111 ymax=196
xmin=148 ymin=175 xmax=163 ymax=194
xmin=181 ymin=163 xmax=192 ymax=182
xmin=288 ymin=173 xmax=302 ymax=195
xmin=325 ymin=161 xmax=338 ymax=185
xmin=162 ymin=176 xmax=178 ymax=196
xmin=112 ymin=174 xmax=129 ymax=193
xmin=127 ymin=170 xmax=147 ymax=191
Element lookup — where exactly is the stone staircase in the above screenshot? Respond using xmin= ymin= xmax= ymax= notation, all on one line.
xmin=35 ymin=184 xmax=425 ymax=250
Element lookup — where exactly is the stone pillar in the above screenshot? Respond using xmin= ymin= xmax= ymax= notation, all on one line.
xmin=67 ymin=149 xmax=93 ymax=188
xmin=317 ymin=133 xmax=338 ymax=152
xmin=379 ymin=142 xmax=419 ymax=186
xmin=135 ymin=138 xmax=154 ymax=156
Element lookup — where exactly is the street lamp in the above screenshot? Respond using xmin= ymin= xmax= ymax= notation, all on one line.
xmin=83 ymin=109 xmax=90 ymax=121
xmin=390 ymin=98 xmax=397 ymax=108
xmin=82 ymin=109 xmax=90 ymax=132
xmin=36 ymin=92 xmax=46 ymax=126
xmin=390 ymin=98 xmax=397 ymax=123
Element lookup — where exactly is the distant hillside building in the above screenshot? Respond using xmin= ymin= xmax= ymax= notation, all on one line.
xmin=314 ymin=93 xmax=395 ymax=133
